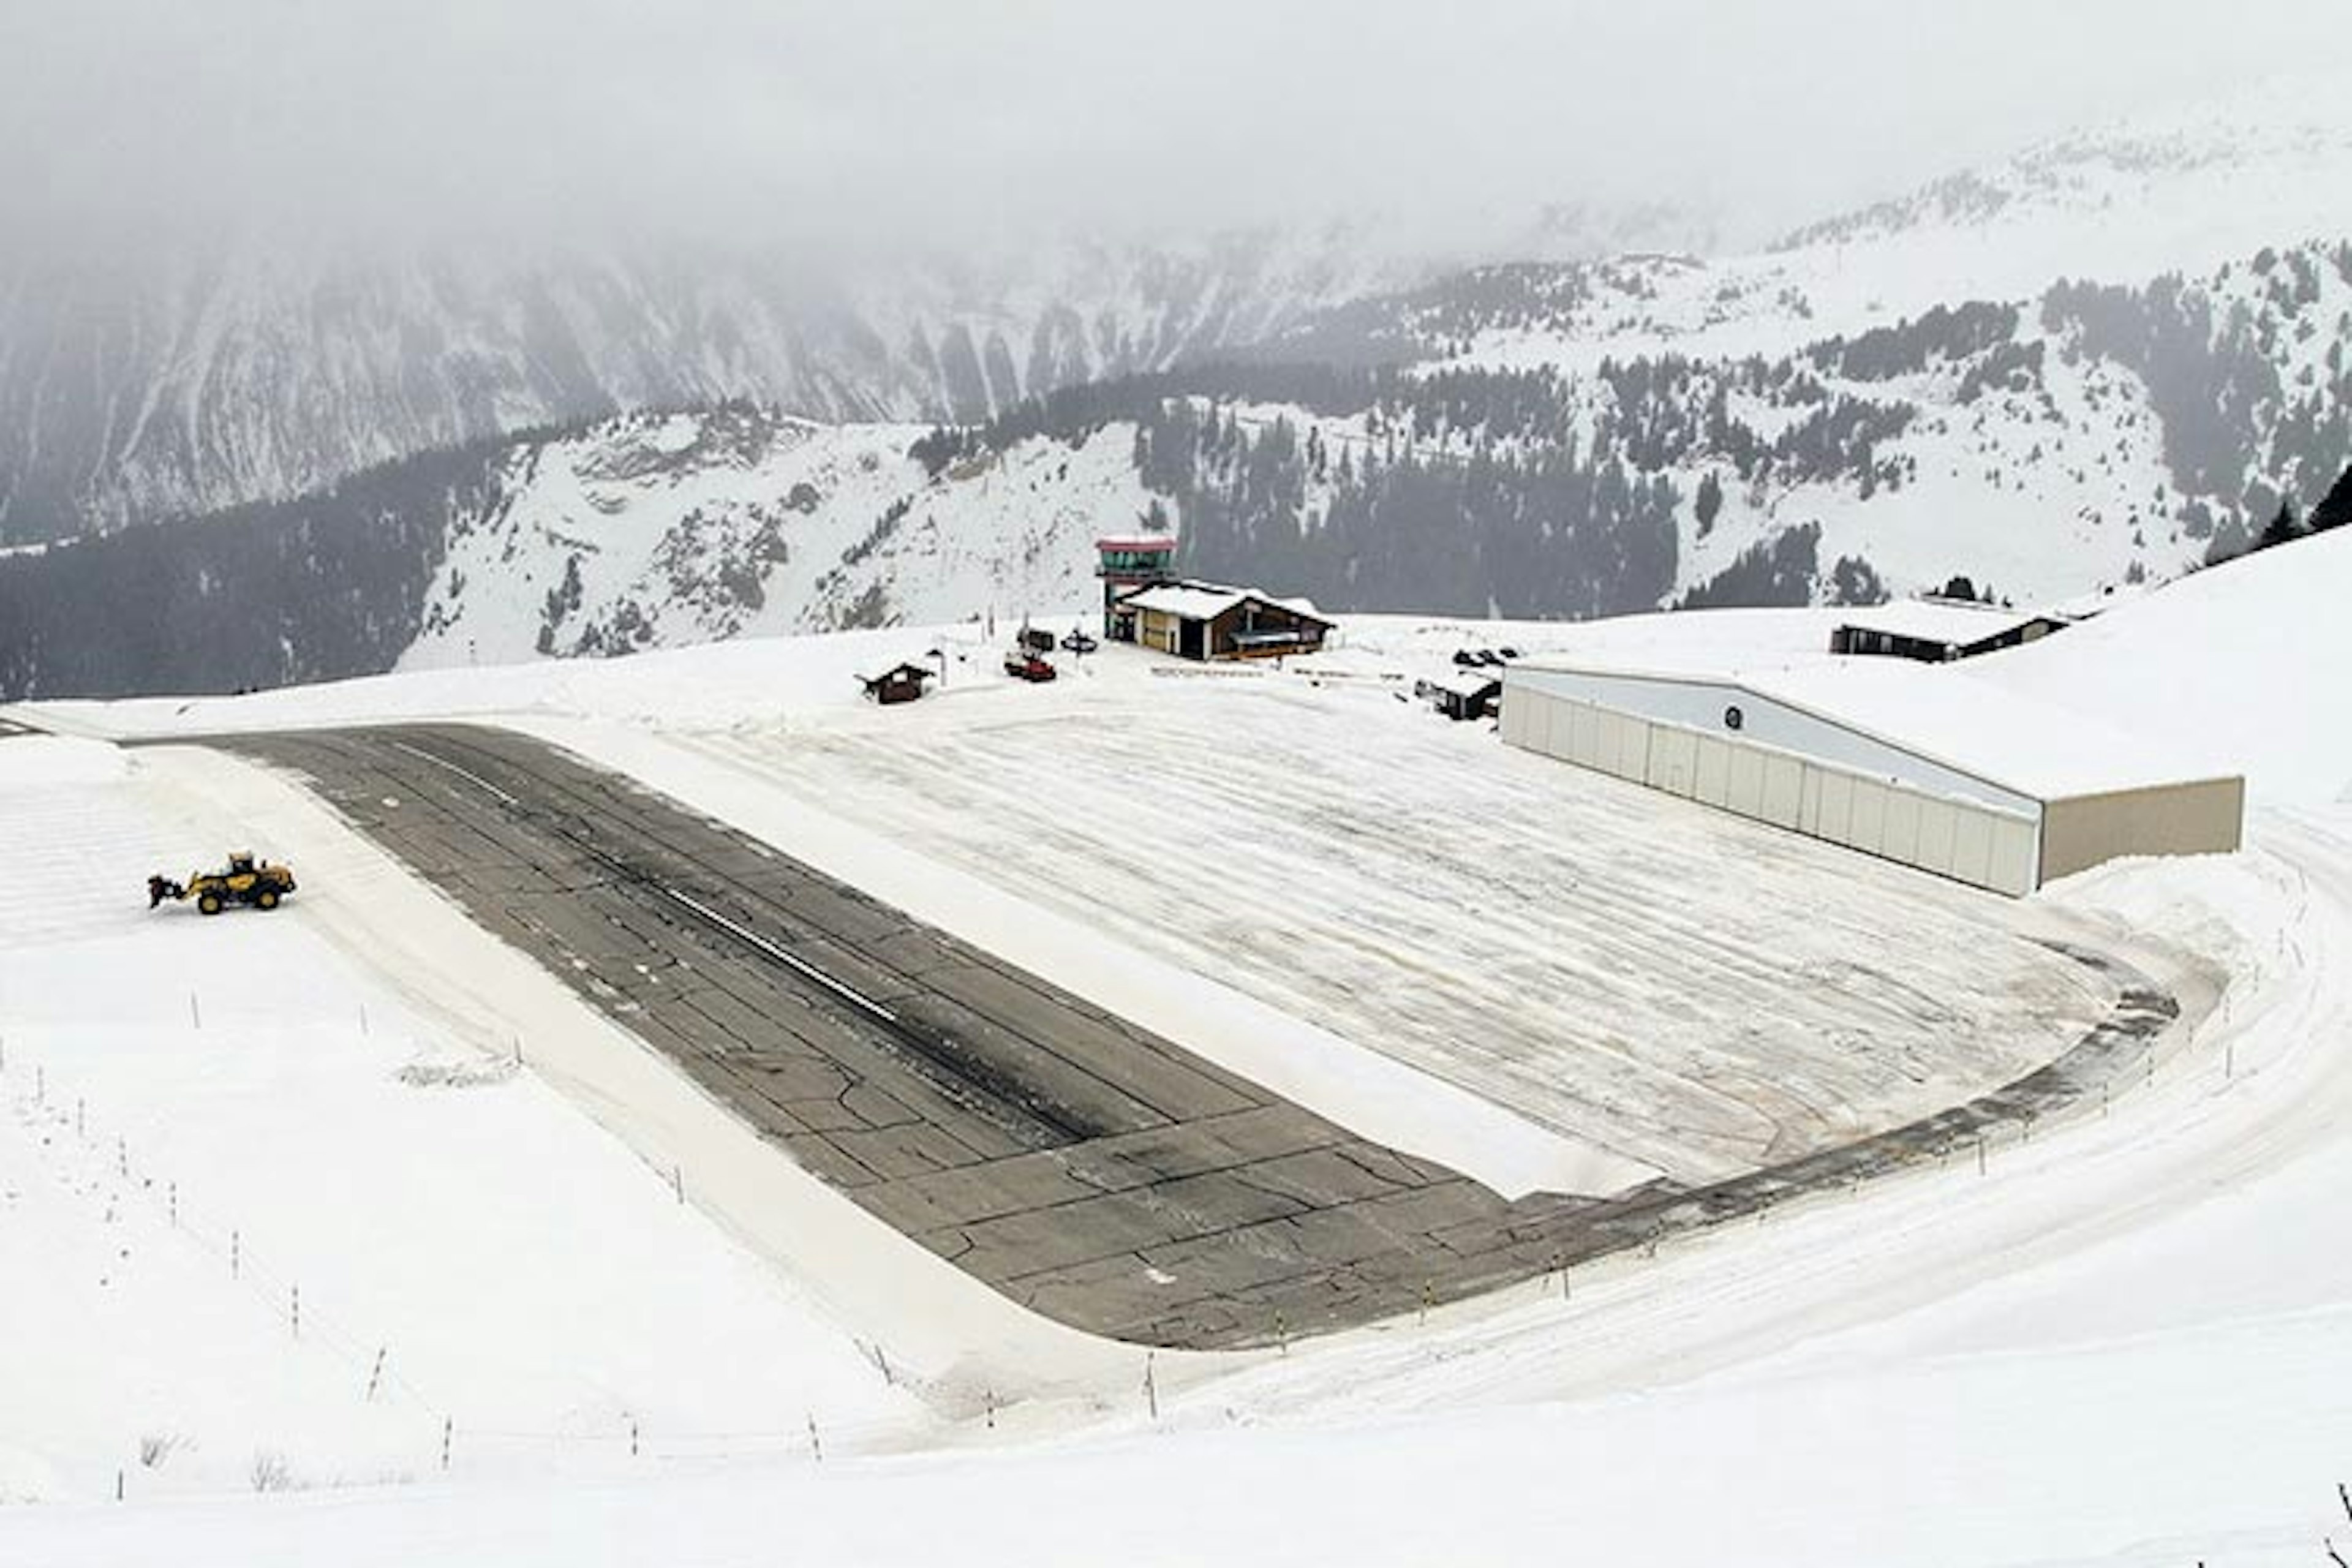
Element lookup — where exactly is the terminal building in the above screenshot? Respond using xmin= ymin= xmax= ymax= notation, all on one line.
xmin=1118 ymin=582 xmax=1333 ymax=662
xmin=1093 ymin=535 xmax=1330 ymax=662
xmin=1499 ymin=660 xmax=2243 ymax=896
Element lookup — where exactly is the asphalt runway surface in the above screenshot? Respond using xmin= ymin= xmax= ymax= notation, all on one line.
xmin=212 ymin=724 xmax=2180 ymax=1350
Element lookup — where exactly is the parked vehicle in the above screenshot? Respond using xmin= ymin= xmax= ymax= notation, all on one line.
xmin=1004 ymin=650 xmax=1058 ymax=682
xmin=1060 ymin=630 xmax=1100 ymax=655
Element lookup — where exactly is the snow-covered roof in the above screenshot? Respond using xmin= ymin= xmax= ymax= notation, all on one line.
xmin=1123 ymin=584 xmax=1249 ymax=619
xmin=1427 ymin=671 xmax=1504 ymax=701
xmin=1510 ymin=655 xmax=2237 ymax=801
xmin=1119 ymin=581 xmax=1328 ymax=624
xmin=1094 ymin=533 xmax=1177 ymax=551
xmin=1833 ymin=599 xmax=2056 ymax=648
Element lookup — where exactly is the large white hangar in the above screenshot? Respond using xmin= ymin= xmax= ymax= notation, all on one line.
xmin=1498 ymin=660 xmax=2244 ymax=895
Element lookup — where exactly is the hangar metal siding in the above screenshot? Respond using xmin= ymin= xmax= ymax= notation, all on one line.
xmin=1501 ymin=685 xmax=2043 ymax=896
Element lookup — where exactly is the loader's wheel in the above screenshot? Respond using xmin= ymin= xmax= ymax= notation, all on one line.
xmin=197 ymin=894 xmax=222 ymax=916
xmin=255 ymin=888 xmax=279 ymax=911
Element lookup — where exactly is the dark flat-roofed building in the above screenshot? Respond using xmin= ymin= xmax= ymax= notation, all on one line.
xmin=1829 ymin=598 xmax=2066 ymax=663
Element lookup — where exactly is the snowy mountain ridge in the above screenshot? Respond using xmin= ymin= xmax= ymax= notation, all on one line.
xmin=0 ymin=200 xmax=1714 ymax=549
xmin=4 ymin=227 xmax=2349 ymax=699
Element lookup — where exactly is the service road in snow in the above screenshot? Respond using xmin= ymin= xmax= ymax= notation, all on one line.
xmin=216 ymin=723 xmax=2184 ymax=1351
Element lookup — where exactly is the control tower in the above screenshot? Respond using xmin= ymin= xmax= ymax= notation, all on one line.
xmin=1095 ymin=534 xmax=1178 ymax=642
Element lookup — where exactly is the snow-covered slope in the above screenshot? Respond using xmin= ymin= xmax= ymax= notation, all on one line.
xmin=1344 ymin=71 xmax=2352 ymax=374
xmin=1977 ymin=523 xmax=2352 ymax=804
xmin=0 ymin=228 xmax=1407 ymax=546
xmin=399 ymin=406 xmax=1150 ymax=669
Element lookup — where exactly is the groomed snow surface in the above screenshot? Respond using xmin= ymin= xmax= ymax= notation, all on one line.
xmin=8 ymin=538 xmax=2352 ymax=1564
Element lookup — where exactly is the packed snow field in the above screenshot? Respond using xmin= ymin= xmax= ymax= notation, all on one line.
xmin=9 ymin=537 xmax=2352 ymax=1563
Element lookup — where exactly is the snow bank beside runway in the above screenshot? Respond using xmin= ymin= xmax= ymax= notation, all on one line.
xmin=0 ymin=732 xmax=126 ymax=786
xmin=0 ymin=740 xmax=929 ymax=1503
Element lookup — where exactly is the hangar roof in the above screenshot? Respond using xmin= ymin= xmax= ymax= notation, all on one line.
xmin=1508 ymin=656 xmax=2236 ymax=803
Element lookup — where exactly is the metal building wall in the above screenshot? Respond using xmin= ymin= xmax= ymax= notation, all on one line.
xmin=1506 ymin=665 xmax=2040 ymax=817
xmin=2038 ymin=777 xmax=2246 ymax=883
xmin=1501 ymin=685 xmax=2042 ymax=896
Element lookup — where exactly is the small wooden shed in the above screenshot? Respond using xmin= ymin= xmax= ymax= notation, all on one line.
xmin=858 ymin=662 xmax=934 ymax=705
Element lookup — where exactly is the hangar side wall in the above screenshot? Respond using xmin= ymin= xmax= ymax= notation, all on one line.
xmin=1507 ymin=666 xmax=2040 ymax=816
xmin=2038 ymin=777 xmax=2247 ymax=884
xmin=1502 ymin=685 xmax=2041 ymax=897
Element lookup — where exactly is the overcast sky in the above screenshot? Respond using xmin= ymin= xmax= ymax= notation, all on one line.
xmin=2 ymin=0 xmax=2345 ymax=262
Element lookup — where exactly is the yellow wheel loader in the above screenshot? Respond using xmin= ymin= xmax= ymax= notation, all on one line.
xmin=148 ymin=851 xmax=298 ymax=916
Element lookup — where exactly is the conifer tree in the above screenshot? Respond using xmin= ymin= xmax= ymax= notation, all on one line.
xmin=2312 ymin=462 xmax=2352 ymax=533
xmin=2257 ymin=499 xmax=2305 ymax=551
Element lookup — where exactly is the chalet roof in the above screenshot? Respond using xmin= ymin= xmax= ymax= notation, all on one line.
xmin=1118 ymin=579 xmax=1329 ymax=625
xmin=857 ymin=660 xmax=933 ymax=684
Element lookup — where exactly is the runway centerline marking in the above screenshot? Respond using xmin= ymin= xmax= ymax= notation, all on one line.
xmin=388 ymin=739 xmax=520 ymax=805
xmin=661 ymin=886 xmax=902 ymax=1027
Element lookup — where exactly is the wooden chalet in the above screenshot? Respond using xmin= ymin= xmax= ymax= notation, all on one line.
xmin=1114 ymin=580 xmax=1333 ymax=661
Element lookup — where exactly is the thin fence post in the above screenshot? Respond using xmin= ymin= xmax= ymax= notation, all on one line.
xmin=190 ymin=992 xmax=201 ymax=1031
xmin=631 ymin=1419 xmax=640 ymax=1460
xmin=358 ymin=1003 xmax=369 ymax=1036
xmin=291 ymin=1284 xmax=301 ymax=1340
xmin=231 ymin=1229 xmax=240 ymax=1280
xmin=118 ymin=1135 xmax=129 ymax=1178
xmin=366 ymin=1347 xmax=386 ymax=1403
xmin=75 ymin=1096 xmax=85 ymax=1137
xmin=1145 ymin=1352 xmax=1158 ymax=1422
xmin=168 ymin=1182 xmax=178 ymax=1227
xmin=984 ymin=1389 xmax=996 ymax=1430
xmin=441 ymin=1417 xmax=453 ymax=1471
xmin=115 ymin=1468 xmax=124 ymax=1502
xmin=806 ymin=1413 xmax=823 ymax=1463
xmin=671 ymin=1164 xmax=684 ymax=1205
